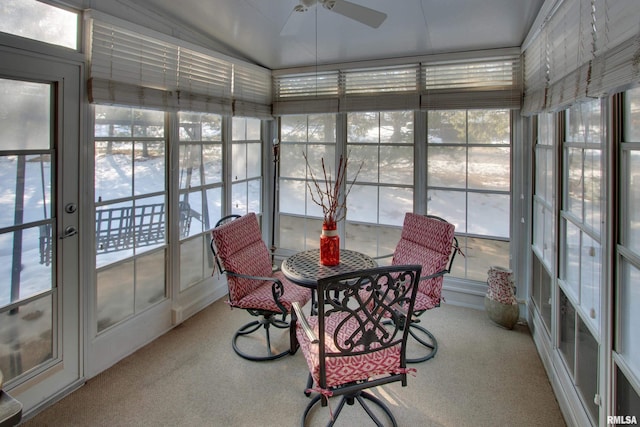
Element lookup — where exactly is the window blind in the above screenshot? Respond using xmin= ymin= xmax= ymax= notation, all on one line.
xmin=87 ymin=12 xmax=271 ymax=117
xmin=522 ymin=0 xmax=640 ymax=115
xmin=421 ymin=53 xmax=522 ymax=110
xmin=273 ymin=48 xmax=521 ymax=115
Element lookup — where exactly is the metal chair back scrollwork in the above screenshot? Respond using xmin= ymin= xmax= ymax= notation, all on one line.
xmin=291 ymin=264 xmax=422 ymax=426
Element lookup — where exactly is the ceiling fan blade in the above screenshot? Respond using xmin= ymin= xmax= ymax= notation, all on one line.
xmin=326 ymin=0 xmax=387 ymax=28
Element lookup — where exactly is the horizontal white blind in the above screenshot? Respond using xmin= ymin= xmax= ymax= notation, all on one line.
xmin=273 ymin=49 xmax=522 ymax=115
xmin=522 ymin=0 xmax=640 ymax=114
xmin=421 ymin=54 xmax=522 ymax=110
xmin=88 ymin=13 xmax=271 ymax=117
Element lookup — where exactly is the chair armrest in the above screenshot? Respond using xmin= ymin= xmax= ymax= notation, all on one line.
xmin=372 ymin=253 xmax=393 ymax=261
xmin=292 ymin=302 xmax=318 ymax=344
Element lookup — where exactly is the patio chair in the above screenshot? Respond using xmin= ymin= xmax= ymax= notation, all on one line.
xmin=290 ymin=264 xmax=422 ymax=426
xmin=380 ymin=212 xmax=459 ymax=363
xmin=210 ymin=212 xmax=311 ymax=361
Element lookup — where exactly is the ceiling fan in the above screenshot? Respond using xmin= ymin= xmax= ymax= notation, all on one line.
xmin=288 ymin=0 xmax=387 ymax=29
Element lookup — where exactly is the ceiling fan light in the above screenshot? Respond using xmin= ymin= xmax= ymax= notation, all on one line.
xmin=300 ymin=0 xmax=317 ymax=8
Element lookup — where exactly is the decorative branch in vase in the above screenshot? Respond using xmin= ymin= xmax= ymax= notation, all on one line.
xmin=303 ymin=152 xmax=363 ymax=266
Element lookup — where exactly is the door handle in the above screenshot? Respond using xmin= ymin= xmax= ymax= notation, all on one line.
xmin=60 ymin=226 xmax=78 ymax=239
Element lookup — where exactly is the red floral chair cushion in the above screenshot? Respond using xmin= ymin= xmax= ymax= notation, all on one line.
xmin=297 ymin=312 xmax=402 ymax=388
xmin=391 ymin=213 xmax=455 ymax=310
xmin=211 ymin=212 xmax=309 ymax=312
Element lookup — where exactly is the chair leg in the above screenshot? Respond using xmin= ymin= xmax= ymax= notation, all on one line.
xmin=406 ymin=323 xmax=438 ymax=363
xmin=232 ymin=315 xmax=290 ymax=362
xmin=301 ymin=391 xmax=398 ymax=427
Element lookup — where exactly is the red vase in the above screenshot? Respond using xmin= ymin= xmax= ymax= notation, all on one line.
xmin=320 ymin=222 xmax=340 ymax=266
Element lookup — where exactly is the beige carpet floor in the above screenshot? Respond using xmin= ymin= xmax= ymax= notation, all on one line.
xmin=22 ymin=299 xmax=566 ymax=427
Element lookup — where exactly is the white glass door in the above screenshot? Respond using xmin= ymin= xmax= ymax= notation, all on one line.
xmin=0 ymin=51 xmax=81 ymax=412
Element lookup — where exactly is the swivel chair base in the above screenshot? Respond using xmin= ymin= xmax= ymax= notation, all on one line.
xmin=232 ymin=314 xmax=290 ymax=362
xmin=302 ymin=390 xmax=397 ymax=427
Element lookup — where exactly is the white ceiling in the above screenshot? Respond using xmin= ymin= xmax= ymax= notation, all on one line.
xmin=88 ymin=0 xmax=545 ymax=70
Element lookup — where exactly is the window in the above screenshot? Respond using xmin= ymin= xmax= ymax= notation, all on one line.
xmin=532 ymin=113 xmax=556 ymax=332
xmin=178 ymin=112 xmax=223 ymax=291
xmin=559 ymin=100 xmax=603 ymax=333
xmin=279 ymin=114 xmax=336 ymax=251
xmin=231 ymin=117 xmax=262 ymax=216
xmin=427 ymin=109 xmax=511 ymax=281
xmin=345 ymin=111 xmax=414 ymax=257
xmin=94 ymin=105 xmax=166 ymax=332
xmin=614 ymin=87 xmax=640 ymax=416
xmin=557 ymin=99 xmax=603 ymax=425
xmin=0 ymin=0 xmax=78 ymax=49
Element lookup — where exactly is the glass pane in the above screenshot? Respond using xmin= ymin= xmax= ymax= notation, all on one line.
xmin=202 ymin=187 xmax=222 ymax=232
xmin=464 ymin=237 xmax=510 ymax=282
xmin=0 ymin=294 xmax=53 ymax=382
xmin=134 ymin=141 xmax=165 ymax=196
xmin=616 ymin=367 xmax=640 ymax=420
xmin=544 ymin=204 xmax=555 ymax=267
xmin=345 ymin=223 xmax=401 ymax=258
xmin=133 ymin=110 xmax=164 ymax=138
xmin=279 ymin=179 xmax=306 ymax=215
xmin=248 ymin=179 xmax=261 ymax=213
xmin=279 ymin=215 xmax=307 ymax=251
xmin=627 ymin=151 xmax=640 ymax=254
xmin=379 ymin=187 xmax=412 ymax=226
xmin=533 ymin=201 xmax=544 ymax=254
xmin=135 ymin=249 xmax=166 ymax=311
xmin=380 ymin=111 xmax=413 ymax=144
xmin=379 ymin=146 xmax=413 ymax=185
xmin=232 ymin=117 xmax=246 ymax=140
xmin=180 ymin=236 xmax=205 ymax=291
xmin=308 ymin=114 xmax=335 ymax=142
xmin=567 ymin=147 xmax=583 ymax=219
xmin=468 ymin=110 xmax=510 ymax=143
xmin=576 ymin=317 xmax=599 ymax=423
xmin=246 ymin=118 xmax=261 ymax=140
xmin=559 ymin=289 xmax=576 ymax=374
xmin=308 ymin=144 xmax=336 ymax=172
xmin=584 ymin=149 xmax=602 ymax=232
xmin=95 ymin=141 xmax=133 ymax=203
xmin=203 ymin=143 xmax=222 ymax=185
xmin=0 ymin=226 xmax=52 ymax=306
xmin=566 ymin=101 xmax=601 ymax=143
xmin=619 ymin=260 xmax=640 ymax=377
xmin=428 ymin=110 xmax=466 ymax=144
xmin=427 ymin=189 xmax=466 ymax=233
xmin=232 ymin=144 xmax=246 ymax=181
xmin=428 ymin=146 xmax=466 ymax=188
xmin=0 ymin=154 xmax=52 ymax=228
xmin=95 ymin=201 xmax=135 ymax=268
xmin=468 ymin=147 xmax=510 ymax=191
xmin=348 ymin=112 xmax=379 ymax=143
xmin=467 ymin=192 xmax=509 ymax=238
xmin=347 ymin=185 xmax=378 ymax=223
xmin=179 ymin=145 xmax=203 ymax=189
xmin=280 ymin=144 xmax=306 ymax=178
xmin=0 ymin=79 xmax=51 ymax=150
xmin=581 ymin=234 xmax=601 ymax=329
xmin=0 ymin=0 xmax=77 ymax=49
xmin=231 ymin=182 xmax=247 ymax=215
xmin=535 ymin=147 xmax=547 ymax=200
xmin=624 ymin=87 xmax=640 ymax=142
xmin=180 ymin=191 xmax=204 ymax=237
xmin=97 ymin=260 xmax=134 ymax=332
xmin=563 ymin=220 xmax=581 ymax=298
xmin=280 ymin=115 xmax=307 ymax=142
xmin=247 ymin=142 xmax=261 ymax=178
xmin=179 ymin=112 xmax=221 ymax=142
xmin=133 ymin=196 xmax=166 ymax=254
xmin=348 ymin=145 xmax=378 ymax=183
xmin=545 ymin=148 xmax=554 ymax=203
